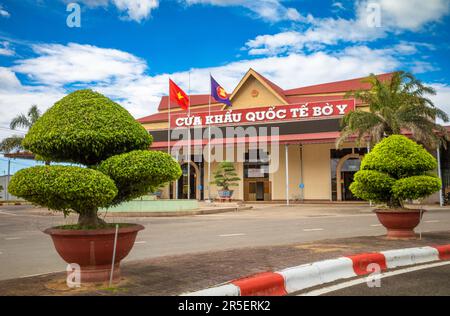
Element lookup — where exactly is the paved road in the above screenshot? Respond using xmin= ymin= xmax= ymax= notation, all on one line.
xmin=0 ymin=204 xmax=449 ymax=281
xmin=316 ymin=262 xmax=450 ymax=296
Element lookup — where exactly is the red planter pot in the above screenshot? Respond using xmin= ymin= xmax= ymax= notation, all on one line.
xmin=44 ymin=224 xmax=144 ymax=283
xmin=374 ymin=209 xmax=424 ymax=239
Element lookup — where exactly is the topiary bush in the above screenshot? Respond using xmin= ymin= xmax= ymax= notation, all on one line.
xmin=211 ymin=161 xmax=240 ymax=191
xmin=9 ymin=89 xmax=181 ymax=227
xmin=98 ymin=150 xmax=182 ymax=205
xmin=350 ymin=135 xmax=441 ymax=208
xmin=22 ymin=90 xmax=152 ymax=166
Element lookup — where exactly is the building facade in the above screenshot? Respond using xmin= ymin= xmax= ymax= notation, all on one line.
xmin=137 ymin=69 xmax=440 ymax=203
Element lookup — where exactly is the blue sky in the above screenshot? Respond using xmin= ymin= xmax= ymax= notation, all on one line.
xmin=0 ymin=0 xmax=450 ymax=173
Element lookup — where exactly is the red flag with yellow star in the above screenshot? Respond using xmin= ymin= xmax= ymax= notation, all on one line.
xmin=169 ymin=79 xmax=189 ymax=111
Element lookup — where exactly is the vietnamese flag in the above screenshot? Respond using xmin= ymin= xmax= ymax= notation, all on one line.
xmin=169 ymin=79 xmax=189 ymax=111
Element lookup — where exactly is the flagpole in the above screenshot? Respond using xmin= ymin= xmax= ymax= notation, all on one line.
xmin=168 ymin=79 xmax=173 ymax=199
xmin=208 ymin=74 xmax=212 ymax=202
xmin=168 ymin=79 xmax=171 ymax=156
xmin=188 ymin=72 xmax=191 ymax=200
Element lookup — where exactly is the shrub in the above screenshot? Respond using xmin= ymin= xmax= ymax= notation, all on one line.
xmin=98 ymin=150 xmax=182 ymax=205
xmin=392 ymin=175 xmax=441 ymax=201
xmin=361 ymin=135 xmax=437 ymax=178
xmin=211 ymin=161 xmax=240 ymax=191
xmin=349 ymin=170 xmax=395 ymax=203
xmin=350 ymin=135 xmax=441 ymax=208
xmin=22 ymin=90 xmax=152 ymax=166
xmin=9 ymin=166 xmax=117 ymax=215
xmin=9 ymin=90 xmax=182 ymax=227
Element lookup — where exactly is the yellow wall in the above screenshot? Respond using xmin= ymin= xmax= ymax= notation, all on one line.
xmin=301 ymin=143 xmax=332 ymax=200
xmin=270 ymin=144 xmax=302 ymax=200
xmin=231 ymin=76 xmax=285 ymax=110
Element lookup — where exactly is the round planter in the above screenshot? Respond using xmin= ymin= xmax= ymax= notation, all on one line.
xmin=374 ymin=209 xmax=424 ymax=239
xmin=44 ymin=224 xmax=144 ymax=283
xmin=218 ymin=190 xmax=234 ymax=199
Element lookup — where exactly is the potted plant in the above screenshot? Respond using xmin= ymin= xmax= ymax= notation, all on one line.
xmin=350 ymin=135 xmax=441 ymax=238
xmin=211 ymin=161 xmax=240 ymax=200
xmin=8 ymin=90 xmax=181 ymax=283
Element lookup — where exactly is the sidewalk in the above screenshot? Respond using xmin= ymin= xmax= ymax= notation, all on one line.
xmin=0 ymin=231 xmax=449 ymax=296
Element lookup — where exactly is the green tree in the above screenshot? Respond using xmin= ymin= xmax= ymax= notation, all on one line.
xmin=9 ymin=90 xmax=182 ymax=227
xmin=336 ymin=71 xmax=449 ymax=150
xmin=350 ymin=135 xmax=441 ymax=208
xmin=0 ymin=105 xmax=42 ymax=153
xmin=211 ymin=161 xmax=240 ymax=191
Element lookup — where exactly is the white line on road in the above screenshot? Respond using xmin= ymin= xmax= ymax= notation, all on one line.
xmin=218 ymin=233 xmax=246 ymax=237
xmin=0 ymin=211 xmax=19 ymax=216
xmin=303 ymin=228 xmax=324 ymax=232
xmin=299 ymin=261 xmax=450 ymax=296
xmin=20 ymin=271 xmax=60 ymax=278
xmin=135 ymin=241 xmax=147 ymax=244
xmin=424 ymin=220 xmax=440 ymax=223
xmin=4 ymin=237 xmax=22 ymax=240
xmin=370 ymin=224 xmax=382 ymax=227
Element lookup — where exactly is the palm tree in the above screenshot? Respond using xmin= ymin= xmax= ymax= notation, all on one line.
xmin=336 ymin=71 xmax=449 ymax=150
xmin=0 ymin=105 xmax=42 ymax=153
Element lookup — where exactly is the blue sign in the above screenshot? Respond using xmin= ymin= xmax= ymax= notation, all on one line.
xmin=299 ymin=183 xmax=304 ymax=189
xmin=198 ymin=185 xmax=203 ymax=190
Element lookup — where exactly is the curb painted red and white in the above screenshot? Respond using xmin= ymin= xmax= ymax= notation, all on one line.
xmin=183 ymin=244 xmax=450 ymax=296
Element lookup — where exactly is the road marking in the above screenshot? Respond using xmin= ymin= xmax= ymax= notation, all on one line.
xmin=135 ymin=241 xmax=147 ymax=244
xmin=370 ymin=224 xmax=382 ymax=227
xmin=0 ymin=211 xmax=19 ymax=216
xmin=303 ymin=228 xmax=324 ymax=232
xmin=20 ymin=271 xmax=59 ymax=278
xmin=218 ymin=233 xmax=246 ymax=237
xmin=299 ymin=261 xmax=450 ymax=296
xmin=424 ymin=220 xmax=440 ymax=223
xmin=4 ymin=237 xmax=22 ymax=240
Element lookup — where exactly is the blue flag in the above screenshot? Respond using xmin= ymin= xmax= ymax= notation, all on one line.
xmin=211 ymin=75 xmax=232 ymax=107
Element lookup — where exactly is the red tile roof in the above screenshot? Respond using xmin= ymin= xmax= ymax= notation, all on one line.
xmin=283 ymin=72 xmax=394 ymax=96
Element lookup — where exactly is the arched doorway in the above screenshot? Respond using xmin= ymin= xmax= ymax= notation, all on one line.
xmin=177 ymin=161 xmax=200 ymax=200
xmin=336 ymin=154 xmax=362 ymax=201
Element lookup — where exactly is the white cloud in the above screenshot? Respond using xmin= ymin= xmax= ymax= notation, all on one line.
xmin=245 ymin=0 xmax=450 ymax=56
xmin=13 ymin=43 xmax=147 ymax=85
xmin=112 ymin=0 xmax=159 ymax=22
xmin=332 ymin=2 xmax=345 ymax=11
xmin=430 ymin=83 xmax=450 ymax=125
xmin=71 ymin=0 xmax=159 ymax=22
xmin=0 ymin=41 xmax=14 ymax=56
xmin=0 ymin=4 xmax=10 ymax=18
xmin=0 ymin=67 xmax=65 ymax=134
xmin=182 ymin=0 xmax=303 ymax=22
xmin=375 ymin=0 xmax=450 ymax=30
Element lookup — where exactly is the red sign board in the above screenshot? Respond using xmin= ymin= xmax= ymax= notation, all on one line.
xmin=170 ymin=99 xmax=355 ymax=128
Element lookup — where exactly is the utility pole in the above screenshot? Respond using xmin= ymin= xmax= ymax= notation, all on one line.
xmin=5 ymin=158 xmax=11 ymax=201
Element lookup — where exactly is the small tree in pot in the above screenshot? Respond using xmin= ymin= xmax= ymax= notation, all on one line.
xmin=350 ymin=135 xmax=441 ymax=238
xmin=8 ymin=90 xmax=181 ymax=283
xmin=211 ymin=161 xmax=240 ymax=200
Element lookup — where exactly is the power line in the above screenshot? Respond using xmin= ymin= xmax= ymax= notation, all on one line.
xmin=0 ymin=127 xmax=28 ymax=134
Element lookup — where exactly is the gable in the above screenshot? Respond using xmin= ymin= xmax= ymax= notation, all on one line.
xmin=230 ymin=75 xmax=287 ymax=110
